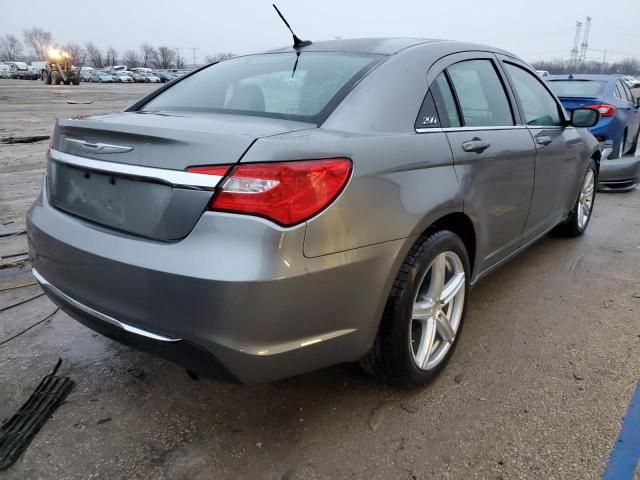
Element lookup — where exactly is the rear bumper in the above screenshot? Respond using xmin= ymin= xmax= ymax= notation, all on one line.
xmin=598 ymin=153 xmax=640 ymax=192
xmin=27 ymin=180 xmax=406 ymax=383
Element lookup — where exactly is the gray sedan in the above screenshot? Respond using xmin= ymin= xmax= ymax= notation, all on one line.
xmin=27 ymin=38 xmax=601 ymax=386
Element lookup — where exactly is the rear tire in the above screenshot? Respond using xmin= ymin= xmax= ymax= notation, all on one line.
xmin=555 ymin=159 xmax=597 ymax=237
xmin=44 ymin=71 xmax=52 ymax=85
xmin=71 ymin=77 xmax=80 ymax=86
xmin=52 ymin=71 xmax=62 ymax=85
xmin=613 ymin=132 xmax=627 ymax=159
xmin=630 ymin=126 xmax=640 ymax=156
xmin=361 ymin=229 xmax=470 ymax=388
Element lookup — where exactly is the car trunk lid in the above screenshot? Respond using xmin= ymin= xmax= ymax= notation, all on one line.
xmin=48 ymin=111 xmax=313 ymax=240
xmin=557 ymin=96 xmax=600 ymax=112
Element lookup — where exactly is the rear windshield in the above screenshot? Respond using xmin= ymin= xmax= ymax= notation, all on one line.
xmin=546 ymin=80 xmax=606 ymax=97
xmin=140 ymin=52 xmax=382 ymax=124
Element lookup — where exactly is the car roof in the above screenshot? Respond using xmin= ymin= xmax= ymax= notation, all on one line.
xmin=267 ymin=37 xmax=513 ymax=57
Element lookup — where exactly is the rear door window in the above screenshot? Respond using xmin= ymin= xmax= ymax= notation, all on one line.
xmin=432 ymin=72 xmax=461 ymax=128
xmin=446 ymin=59 xmax=514 ymax=127
xmin=504 ymin=63 xmax=562 ymax=126
xmin=621 ymin=81 xmax=634 ymax=103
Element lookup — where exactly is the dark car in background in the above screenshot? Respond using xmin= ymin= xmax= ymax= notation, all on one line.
xmin=28 ymin=38 xmax=601 ymax=387
xmin=546 ymin=74 xmax=640 ymax=190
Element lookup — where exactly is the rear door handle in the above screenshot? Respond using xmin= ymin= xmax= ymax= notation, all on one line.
xmin=536 ymin=135 xmax=553 ymax=146
xmin=462 ymin=138 xmax=491 ymax=154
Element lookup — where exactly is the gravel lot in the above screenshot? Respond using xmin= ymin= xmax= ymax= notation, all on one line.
xmin=1 ymin=80 xmax=640 ymax=480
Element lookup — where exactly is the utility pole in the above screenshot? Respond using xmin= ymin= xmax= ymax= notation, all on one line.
xmin=579 ymin=16 xmax=591 ymax=64
xmin=570 ymin=21 xmax=582 ymax=67
xmin=601 ymin=50 xmax=607 ymax=73
xmin=190 ymin=47 xmax=199 ymax=67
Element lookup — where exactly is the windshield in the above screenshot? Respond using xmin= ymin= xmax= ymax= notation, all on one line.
xmin=547 ymin=80 xmax=606 ymax=97
xmin=140 ymin=52 xmax=382 ymax=124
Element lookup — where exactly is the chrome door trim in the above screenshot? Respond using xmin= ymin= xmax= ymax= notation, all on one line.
xmin=415 ymin=126 xmax=528 ymax=134
xmin=49 ymin=149 xmax=224 ymax=190
xmin=441 ymin=126 xmax=527 ymax=132
xmin=32 ymin=268 xmax=182 ymax=343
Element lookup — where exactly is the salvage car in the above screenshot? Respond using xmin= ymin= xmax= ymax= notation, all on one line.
xmin=546 ymin=74 xmax=640 ymax=191
xmin=142 ymin=73 xmax=162 ymax=83
xmin=89 ymin=71 xmax=115 ymax=83
xmin=28 ymin=38 xmax=601 ymax=387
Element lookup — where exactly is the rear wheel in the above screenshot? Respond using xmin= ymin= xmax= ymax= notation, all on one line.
xmin=361 ymin=230 xmax=470 ymax=388
xmin=71 ymin=77 xmax=80 ymax=86
xmin=44 ymin=71 xmax=52 ymax=85
xmin=555 ymin=159 xmax=597 ymax=237
xmin=613 ymin=131 xmax=627 ymax=159
xmin=630 ymin=126 xmax=640 ymax=156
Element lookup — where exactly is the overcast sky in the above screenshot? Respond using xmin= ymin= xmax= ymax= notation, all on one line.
xmin=3 ymin=0 xmax=639 ymax=63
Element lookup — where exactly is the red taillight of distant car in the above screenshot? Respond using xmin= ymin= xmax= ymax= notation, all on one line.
xmin=583 ymin=104 xmax=616 ymax=117
xmin=187 ymin=159 xmax=352 ymax=226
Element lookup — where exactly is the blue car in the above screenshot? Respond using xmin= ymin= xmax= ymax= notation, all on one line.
xmin=546 ymin=74 xmax=640 ymax=191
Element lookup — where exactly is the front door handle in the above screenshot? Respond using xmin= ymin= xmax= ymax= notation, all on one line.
xmin=462 ymin=138 xmax=491 ymax=154
xmin=536 ymin=135 xmax=553 ymax=146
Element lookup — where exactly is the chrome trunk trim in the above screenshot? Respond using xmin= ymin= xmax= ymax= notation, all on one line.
xmin=49 ymin=149 xmax=224 ymax=190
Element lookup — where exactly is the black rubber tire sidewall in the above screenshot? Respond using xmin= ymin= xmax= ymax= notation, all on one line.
xmin=372 ymin=230 xmax=470 ymax=388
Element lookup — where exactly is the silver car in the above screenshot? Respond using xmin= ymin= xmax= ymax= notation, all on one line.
xmin=28 ymin=38 xmax=601 ymax=386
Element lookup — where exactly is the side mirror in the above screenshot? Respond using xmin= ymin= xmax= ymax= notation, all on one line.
xmin=571 ymin=108 xmax=600 ymax=128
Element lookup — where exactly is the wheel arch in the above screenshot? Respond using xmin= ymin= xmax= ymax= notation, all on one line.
xmin=423 ymin=212 xmax=477 ymax=278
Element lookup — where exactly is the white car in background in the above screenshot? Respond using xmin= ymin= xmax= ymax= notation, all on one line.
xmin=115 ymin=73 xmax=134 ymax=83
xmin=143 ymin=73 xmax=161 ymax=83
xmin=536 ymin=70 xmax=550 ymax=77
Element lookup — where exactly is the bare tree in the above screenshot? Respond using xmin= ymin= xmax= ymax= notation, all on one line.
xmin=140 ymin=43 xmax=156 ymax=68
xmin=106 ymin=46 xmax=118 ymax=66
xmin=84 ymin=42 xmax=104 ymax=68
xmin=121 ymin=49 xmax=140 ymax=68
xmin=204 ymin=52 xmax=236 ymax=64
xmin=63 ymin=43 xmax=85 ymax=66
xmin=175 ymin=52 xmax=186 ymax=69
xmin=0 ymin=34 xmax=23 ymax=61
xmin=532 ymin=57 xmax=640 ymax=76
xmin=153 ymin=46 xmax=176 ymax=69
xmin=23 ymin=27 xmax=52 ymax=60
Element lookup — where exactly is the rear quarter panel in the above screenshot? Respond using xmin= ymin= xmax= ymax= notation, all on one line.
xmin=242 ymin=129 xmax=461 ymax=257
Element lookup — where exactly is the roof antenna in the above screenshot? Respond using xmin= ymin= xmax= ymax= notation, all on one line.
xmin=272 ymin=4 xmax=312 ymax=49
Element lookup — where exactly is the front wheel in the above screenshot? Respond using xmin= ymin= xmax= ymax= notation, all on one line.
xmin=361 ymin=230 xmax=470 ymax=388
xmin=555 ymin=160 xmax=597 ymax=237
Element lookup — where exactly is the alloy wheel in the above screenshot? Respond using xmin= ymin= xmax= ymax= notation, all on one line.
xmin=577 ymin=169 xmax=595 ymax=229
xmin=410 ymin=251 xmax=465 ymax=371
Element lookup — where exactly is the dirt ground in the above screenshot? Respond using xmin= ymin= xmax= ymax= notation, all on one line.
xmin=1 ymin=80 xmax=639 ymax=480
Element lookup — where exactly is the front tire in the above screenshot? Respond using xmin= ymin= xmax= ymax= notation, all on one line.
xmin=555 ymin=159 xmax=597 ymax=237
xmin=51 ymin=71 xmax=62 ymax=85
xmin=362 ymin=230 xmax=470 ymax=388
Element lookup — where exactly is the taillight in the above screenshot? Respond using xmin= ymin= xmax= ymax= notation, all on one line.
xmin=187 ymin=158 xmax=352 ymax=226
xmin=583 ymin=104 xmax=616 ymax=117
